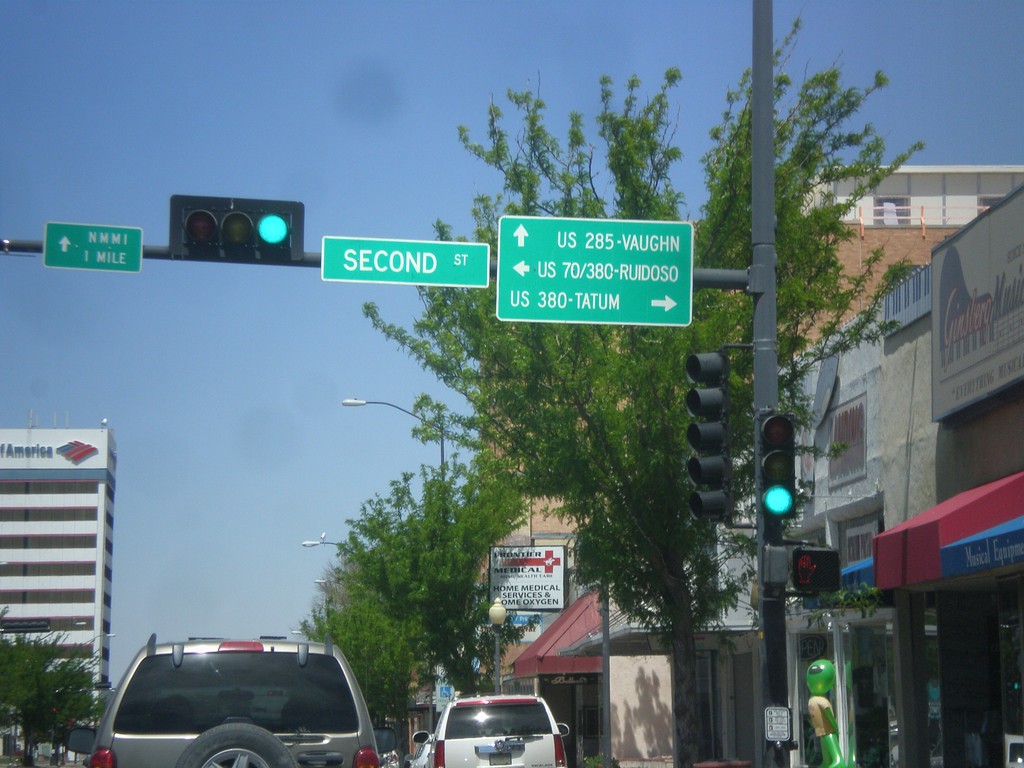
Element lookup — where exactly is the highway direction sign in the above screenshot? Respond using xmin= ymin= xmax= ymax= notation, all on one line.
xmin=322 ymin=236 xmax=490 ymax=288
xmin=496 ymin=216 xmax=693 ymax=326
xmin=43 ymin=222 xmax=143 ymax=273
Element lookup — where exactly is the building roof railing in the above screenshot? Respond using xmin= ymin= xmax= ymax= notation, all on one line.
xmin=850 ymin=203 xmax=992 ymax=239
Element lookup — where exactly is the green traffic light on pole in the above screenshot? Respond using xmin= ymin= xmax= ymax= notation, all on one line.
xmin=760 ymin=413 xmax=796 ymax=518
xmin=763 ymin=484 xmax=794 ymax=516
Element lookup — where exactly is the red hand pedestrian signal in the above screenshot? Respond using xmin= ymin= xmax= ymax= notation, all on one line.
xmin=791 ymin=547 xmax=841 ymax=594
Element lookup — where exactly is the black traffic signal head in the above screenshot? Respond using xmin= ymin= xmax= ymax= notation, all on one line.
xmin=760 ymin=413 xmax=797 ymax=520
xmin=685 ymin=351 xmax=731 ymax=523
xmin=1 ymin=617 xmax=51 ymax=633
xmin=792 ymin=547 xmax=841 ymax=593
xmin=685 ymin=352 xmax=727 ymax=389
xmin=169 ymin=195 xmax=305 ymax=264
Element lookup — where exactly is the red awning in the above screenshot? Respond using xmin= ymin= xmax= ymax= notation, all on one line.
xmin=873 ymin=469 xmax=1024 ymax=589
xmin=512 ymin=591 xmax=603 ymax=678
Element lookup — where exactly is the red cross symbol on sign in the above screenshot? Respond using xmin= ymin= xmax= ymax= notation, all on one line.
xmin=503 ymin=550 xmax=562 ymax=573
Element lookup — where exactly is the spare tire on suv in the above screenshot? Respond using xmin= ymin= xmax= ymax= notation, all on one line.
xmin=67 ymin=635 xmax=392 ymax=768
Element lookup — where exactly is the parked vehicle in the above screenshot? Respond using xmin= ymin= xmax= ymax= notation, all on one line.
xmin=429 ymin=695 xmax=569 ymax=768
xmin=67 ymin=634 xmax=393 ymax=768
xmin=404 ymin=729 xmax=433 ymax=768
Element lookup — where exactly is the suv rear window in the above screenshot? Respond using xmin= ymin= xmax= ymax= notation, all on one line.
xmin=113 ymin=651 xmax=359 ymax=735
xmin=445 ymin=703 xmax=551 ymax=739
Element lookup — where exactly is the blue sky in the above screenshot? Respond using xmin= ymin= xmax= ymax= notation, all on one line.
xmin=2 ymin=0 xmax=1022 ymax=681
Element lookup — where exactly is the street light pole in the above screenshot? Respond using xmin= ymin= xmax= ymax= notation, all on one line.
xmin=488 ymin=598 xmax=507 ymax=694
xmin=301 ymin=532 xmax=340 ymax=548
xmin=342 ymin=398 xmax=446 ymax=469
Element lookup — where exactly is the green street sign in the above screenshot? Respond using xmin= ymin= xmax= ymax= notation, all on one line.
xmin=322 ymin=236 xmax=490 ymax=288
xmin=496 ymin=216 xmax=693 ymax=326
xmin=43 ymin=222 xmax=143 ymax=273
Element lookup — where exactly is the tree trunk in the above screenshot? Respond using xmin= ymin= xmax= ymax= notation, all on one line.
xmin=671 ymin=624 xmax=699 ymax=768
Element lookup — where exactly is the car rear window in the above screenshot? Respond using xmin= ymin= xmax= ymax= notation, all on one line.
xmin=445 ymin=703 xmax=551 ymax=739
xmin=113 ymin=651 xmax=359 ymax=735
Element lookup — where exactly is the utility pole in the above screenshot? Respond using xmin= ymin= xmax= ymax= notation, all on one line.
xmin=751 ymin=1 xmax=791 ymax=766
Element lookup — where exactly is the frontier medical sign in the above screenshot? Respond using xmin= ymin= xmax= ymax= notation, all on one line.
xmin=489 ymin=546 xmax=565 ymax=611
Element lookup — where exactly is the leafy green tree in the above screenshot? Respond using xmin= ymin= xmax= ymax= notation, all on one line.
xmin=304 ymin=449 xmax=525 ymax=718
xmin=304 ymin=565 xmax=419 ymax=725
xmin=364 ymin=20 xmax=918 ymax=768
xmin=0 ymin=632 xmax=100 ymax=766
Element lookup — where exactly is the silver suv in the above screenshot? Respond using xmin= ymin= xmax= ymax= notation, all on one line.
xmin=428 ymin=695 xmax=569 ymax=768
xmin=68 ymin=635 xmax=392 ymax=768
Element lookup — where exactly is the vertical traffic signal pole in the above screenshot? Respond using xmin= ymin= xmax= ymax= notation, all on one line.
xmin=751 ymin=0 xmax=790 ymax=766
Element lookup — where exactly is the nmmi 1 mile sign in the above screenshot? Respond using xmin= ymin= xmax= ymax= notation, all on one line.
xmin=490 ymin=546 xmax=566 ymax=611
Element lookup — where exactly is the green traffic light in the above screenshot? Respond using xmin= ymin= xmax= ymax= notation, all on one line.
xmin=258 ymin=214 xmax=289 ymax=245
xmin=763 ymin=485 xmax=794 ymax=516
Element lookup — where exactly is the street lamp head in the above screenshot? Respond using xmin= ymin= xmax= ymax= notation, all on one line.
xmin=488 ymin=597 xmax=507 ymax=626
xmin=303 ymin=532 xmax=340 ymax=547
xmin=341 ymin=397 xmax=444 ymax=468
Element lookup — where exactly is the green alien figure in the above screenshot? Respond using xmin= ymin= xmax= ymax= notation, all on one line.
xmin=807 ymin=659 xmax=847 ymax=768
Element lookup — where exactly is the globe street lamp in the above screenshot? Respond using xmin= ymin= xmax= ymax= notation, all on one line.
xmin=488 ymin=597 xmax=507 ymax=694
xmin=342 ymin=398 xmax=446 ymax=469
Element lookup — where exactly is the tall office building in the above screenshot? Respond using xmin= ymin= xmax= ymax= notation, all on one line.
xmin=0 ymin=426 xmax=116 ymax=684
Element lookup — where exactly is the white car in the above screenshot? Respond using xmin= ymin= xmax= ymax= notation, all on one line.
xmin=406 ymin=730 xmax=434 ymax=768
xmin=430 ymin=695 xmax=569 ymax=768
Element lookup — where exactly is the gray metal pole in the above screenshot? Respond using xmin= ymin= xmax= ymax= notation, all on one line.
xmin=751 ymin=1 xmax=788 ymax=767
xmin=494 ymin=626 xmax=502 ymax=694
xmin=601 ymin=593 xmax=612 ymax=768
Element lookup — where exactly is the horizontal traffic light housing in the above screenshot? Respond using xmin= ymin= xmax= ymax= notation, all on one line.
xmin=169 ymin=195 xmax=305 ymax=264
xmin=1 ymin=618 xmax=51 ymax=633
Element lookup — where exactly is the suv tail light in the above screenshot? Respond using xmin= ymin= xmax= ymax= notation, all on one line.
xmin=433 ymin=740 xmax=445 ymax=768
xmin=554 ymin=733 xmax=566 ymax=768
xmin=353 ymin=746 xmax=381 ymax=768
xmin=89 ymin=748 xmax=117 ymax=768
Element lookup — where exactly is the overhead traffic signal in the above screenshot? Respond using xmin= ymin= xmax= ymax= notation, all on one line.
xmin=0 ymin=618 xmax=51 ymax=633
xmin=792 ymin=547 xmax=841 ymax=594
xmin=169 ymin=195 xmax=305 ymax=264
xmin=685 ymin=351 xmax=731 ymax=523
xmin=760 ymin=413 xmax=797 ymax=521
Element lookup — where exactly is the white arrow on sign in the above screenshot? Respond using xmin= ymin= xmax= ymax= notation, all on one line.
xmin=59 ymin=236 xmax=71 ymax=253
xmin=513 ymin=224 xmax=529 ymax=247
xmin=513 ymin=260 xmax=530 ymax=277
xmin=651 ymin=296 xmax=677 ymax=312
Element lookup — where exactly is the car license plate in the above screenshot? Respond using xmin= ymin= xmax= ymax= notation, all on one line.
xmin=489 ymin=754 xmax=512 ymax=766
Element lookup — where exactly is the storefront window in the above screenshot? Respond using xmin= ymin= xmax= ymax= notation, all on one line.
xmin=1000 ymin=579 xmax=1023 ymax=767
xmin=793 ymin=616 xmax=897 ymax=768
xmin=844 ymin=624 xmax=892 ymax=767
xmin=925 ymin=608 xmax=942 ymax=768
xmin=794 ymin=631 xmax=831 ymax=766
xmin=937 ymin=591 xmax=1002 ymax=767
